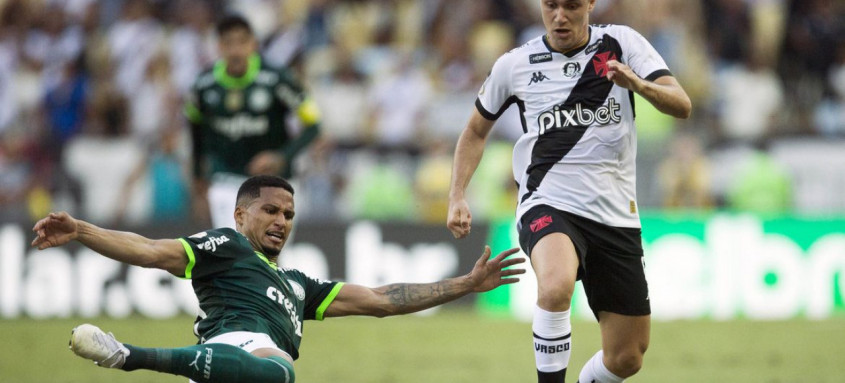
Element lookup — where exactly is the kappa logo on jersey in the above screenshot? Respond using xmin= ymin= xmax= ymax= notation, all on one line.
xmin=529 ymin=52 xmax=553 ymax=64
xmin=592 ymin=51 xmax=618 ymax=77
xmin=561 ymin=62 xmax=582 ymax=78
xmin=197 ymin=235 xmax=230 ymax=252
xmin=530 ymin=215 xmax=553 ymax=232
xmin=528 ymin=72 xmax=550 ymax=86
xmin=537 ymin=98 xmax=622 ymax=134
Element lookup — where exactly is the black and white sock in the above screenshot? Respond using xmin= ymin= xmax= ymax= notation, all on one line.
xmin=533 ymin=306 xmax=572 ymax=383
xmin=577 ymin=350 xmax=623 ymax=383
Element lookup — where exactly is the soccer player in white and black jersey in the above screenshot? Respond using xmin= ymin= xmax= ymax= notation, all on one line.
xmin=447 ymin=1 xmax=691 ymax=382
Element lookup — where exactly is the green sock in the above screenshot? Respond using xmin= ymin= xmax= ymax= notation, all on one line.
xmin=122 ymin=343 xmax=295 ymax=383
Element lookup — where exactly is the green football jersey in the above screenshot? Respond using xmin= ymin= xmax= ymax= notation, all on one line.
xmin=185 ymin=54 xmax=320 ymax=178
xmin=177 ymin=227 xmax=343 ymax=360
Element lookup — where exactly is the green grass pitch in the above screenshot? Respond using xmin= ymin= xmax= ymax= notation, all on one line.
xmin=2 ymin=309 xmax=844 ymax=382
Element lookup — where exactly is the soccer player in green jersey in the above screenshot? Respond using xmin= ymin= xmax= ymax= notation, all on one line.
xmin=31 ymin=175 xmax=525 ymax=383
xmin=185 ymin=15 xmax=321 ymax=229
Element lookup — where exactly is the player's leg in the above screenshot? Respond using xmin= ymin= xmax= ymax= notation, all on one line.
xmin=530 ymin=233 xmax=579 ymax=383
xmin=577 ymin=313 xmax=649 ymax=382
xmin=70 ymin=324 xmax=295 ymax=383
xmin=575 ymin=221 xmax=650 ymax=383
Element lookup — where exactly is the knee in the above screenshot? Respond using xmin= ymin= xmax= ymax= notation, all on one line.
xmin=537 ymin=285 xmax=574 ymax=311
xmin=264 ymin=356 xmax=296 ymax=383
xmin=605 ymin=345 xmax=647 ymax=378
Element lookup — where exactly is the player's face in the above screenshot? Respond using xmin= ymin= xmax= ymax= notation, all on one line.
xmin=219 ymin=28 xmax=257 ymax=76
xmin=541 ymin=0 xmax=595 ymax=53
xmin=236 ymin=187 xmax=295 ymax=256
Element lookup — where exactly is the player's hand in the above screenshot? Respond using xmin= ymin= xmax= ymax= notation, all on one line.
xmin=247 ymin=151 xmax=286 ymax=176
xmin=467 ymin=246 xmax=525 ymax=293
xmin=605 ymin=60 xmax=643 ymax=92
xmin=31 ymin=212 xmax=79 ymax=250
xmin=447 ymin=198 xmax=472 ymax=239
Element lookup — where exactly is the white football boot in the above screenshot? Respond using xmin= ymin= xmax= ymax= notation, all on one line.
xmin=69 ymin=324 xmax=130 ymax=368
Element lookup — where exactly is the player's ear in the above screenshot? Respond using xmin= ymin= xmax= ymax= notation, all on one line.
xmin=234 ymin=206 xmax=244 ymax=229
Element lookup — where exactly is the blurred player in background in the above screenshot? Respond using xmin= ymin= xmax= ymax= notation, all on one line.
xmin=185 ymin=15 xmax=321 ymax=229
xmin=447 ymin=0 xmax=691 ymax=382
xmin=32 ymin=175 xmax=525 ymax=383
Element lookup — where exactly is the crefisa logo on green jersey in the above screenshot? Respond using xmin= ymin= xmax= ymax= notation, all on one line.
xmin=266 ymin=286 xmax=303 ymax=336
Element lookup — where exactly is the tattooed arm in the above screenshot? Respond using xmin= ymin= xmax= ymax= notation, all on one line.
xmin=323 ymin=247 xmax=525 ymax=318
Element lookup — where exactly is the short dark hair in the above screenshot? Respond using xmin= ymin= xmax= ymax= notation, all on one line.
xmin=236 ymin=175 xmax=294 ymax=207
xmin=216 ymin=14 xmax=253 ymax=37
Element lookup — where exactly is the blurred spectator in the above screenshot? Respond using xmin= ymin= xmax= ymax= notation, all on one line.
xmin=716 ymin=49 xmax=784 ymax=142
xmin=59 ymin=0 xmax=97 ymax=25
xmin=703 ymin=0 xmax=751 ymax=67
xmin=366 ymin=54 xmax=432 ymax=148
xmin=169 ymin=0 xmax=217 ymax=95
xmin=0 ymin=129 xmax=39 ymax=222
xmin=310 ymin=49 xmax=369 ymax=144
xmin=63 ymin=86 xmax=138 ymax=224
xmin=345 ymin=154 xmax=416 ymax=221
xmin=21 ymin=3 xmax=84 ymax=92
xmin=107 ymin=0 xmax=165 ymax=96
xmin=781 ymin=0 xmax=844 ymax=82
xmin=413 ymin=138 xmax=452 ymax=224
xmin=466 ymin=141 xmax=516 ymax=223
xmin=301 ymin=0 xmax=332 ymax=50
xmin=41 ymin=56 xmax=88 ymax=162
xmin=658 ymin=133 xmax=713 ymax=209
xmin=813 ymin=42 xmax=845 ymax=136
xmin=297 ymin=138 xmax=344 ymax=222
xmin=726 ymin=146 xmax=793 ymax=215
xmin=129 ymin=49 xmax=180 ymax=143
xmin=0 ymin=37 xmax=17 ymax=134
xmin=115 ymin=127 xmax=190 ymax=224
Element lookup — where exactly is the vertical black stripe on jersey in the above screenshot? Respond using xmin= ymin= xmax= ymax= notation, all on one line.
xmin=521 ymin=36 xmax=624 ymax=203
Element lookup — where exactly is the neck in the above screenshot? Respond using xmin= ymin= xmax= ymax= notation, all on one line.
xmin=226 ymin=64 xmax=247 ymax=77
xmin=565 ymin=33 xmax=589 ymax=54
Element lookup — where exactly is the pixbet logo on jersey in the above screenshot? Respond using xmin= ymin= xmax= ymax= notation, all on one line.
xmin=537 ymin=98 xmax=622 ymax=134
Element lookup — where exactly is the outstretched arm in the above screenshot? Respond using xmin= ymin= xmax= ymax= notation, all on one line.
xmin=606 ymin=60 xmax=692 ymax=119
xmin=31 ymin=212 xmax=188 ymax=276
xmin=323 ymin=247 xmax=525 ymax=318
xmin=447 ymin=109 xmax=496 ymax=239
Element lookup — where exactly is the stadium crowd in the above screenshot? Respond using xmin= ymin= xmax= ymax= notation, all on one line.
xmin=0 ymin=0 xmax=843 ymax=225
